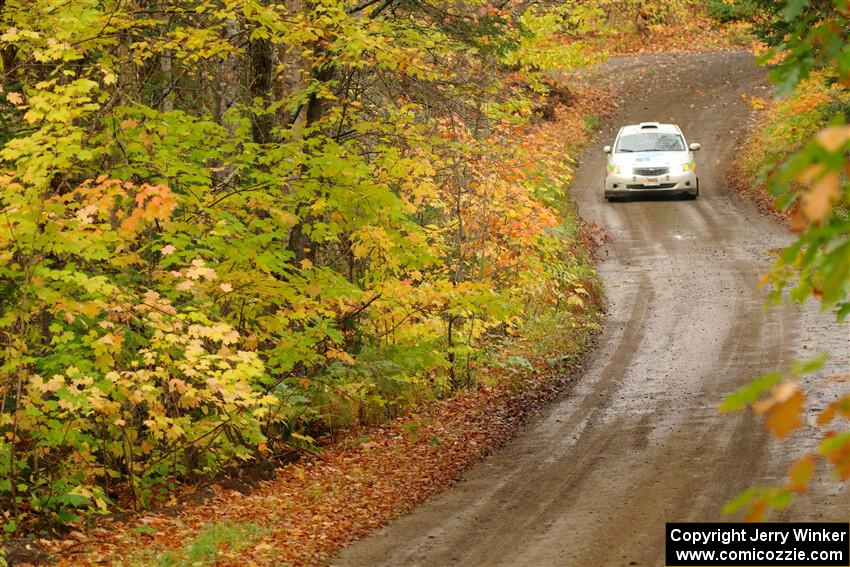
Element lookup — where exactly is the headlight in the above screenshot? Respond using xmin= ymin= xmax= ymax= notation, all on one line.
xmin=607 ymin=164 xmax=621 ymax=174
xmin=682 ymin=161 xmax=695 ymax=173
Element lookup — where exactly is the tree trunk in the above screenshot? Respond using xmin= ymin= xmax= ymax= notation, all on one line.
xmin=219 ymin=18 xmax=240 ymax=135
xmin=276 ymin=0 xmax=306 ymax=128
xmin=159 ymin=0 xmax=174 ymax=112
xmin=287 ymin=62 xmax=333 ymax=263
xmin=249 ymin=37 xmax=273 ymax=143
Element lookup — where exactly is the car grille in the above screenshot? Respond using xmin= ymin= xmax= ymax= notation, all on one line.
xmin=633 ymin=167 xmax=669 ymax=176
xmin=627 ymin=183 xmax=677 ymax=189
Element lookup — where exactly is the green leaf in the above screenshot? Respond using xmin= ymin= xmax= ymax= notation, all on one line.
xmin=790 ymin=353 xmax=828 ymax=377
xmin=720 ymin=373 xmax=783 ymax=412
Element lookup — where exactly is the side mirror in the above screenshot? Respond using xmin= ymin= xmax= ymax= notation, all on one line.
xmin=603 ymin=145 xmax=612 ymax=154
xmin=689 ymin=143 xmax=701 ymax=151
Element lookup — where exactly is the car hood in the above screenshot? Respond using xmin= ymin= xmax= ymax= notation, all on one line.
xmin=609 ymin=151 xmax=689 ymax=167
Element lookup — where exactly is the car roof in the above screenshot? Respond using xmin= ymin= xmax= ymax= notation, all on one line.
xmin=618 ymin=122 xmax=682 ymax=135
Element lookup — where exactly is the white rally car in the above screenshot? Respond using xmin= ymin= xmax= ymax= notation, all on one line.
xmin=604 ymin=122 xmax=700 ymax=200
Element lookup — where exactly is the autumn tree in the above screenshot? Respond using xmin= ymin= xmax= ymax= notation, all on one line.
xmin=0 ymin=0 xmax=606 ymax=531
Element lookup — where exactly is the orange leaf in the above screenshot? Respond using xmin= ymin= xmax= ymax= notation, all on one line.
xmin=818 ymin=402 xmax=838 ymax=426
xmin=840 ymin=395 xmax=850 ymax=419
xmin=815 ymin=125 xmax=850 ymax=153
xmin=796 ymin=165 xmax=840 ymax=223
xmin=753 ymin=381 xmax=806 ymax=438
xmin=822 ymin=432 xmax=850 ymax=481
xmin=817 ymin=394 xmax=850 ymax=426
xmin=744 ymin=500 xmax=767 ymax=522
xmin=787 ymin=454 xmax=815 ymax=493
xmin=789 ymin=202 xmax=807 ymax=234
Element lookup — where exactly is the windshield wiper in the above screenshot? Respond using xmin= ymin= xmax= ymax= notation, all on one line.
xmin=618 ymin=149 xmax=634 ymax=152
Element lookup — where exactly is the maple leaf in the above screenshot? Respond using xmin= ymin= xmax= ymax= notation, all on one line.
xmin=75 ymin=204 xmax=99 ymax=225
xmin=160 ymin=244 xmax=176 ymax=255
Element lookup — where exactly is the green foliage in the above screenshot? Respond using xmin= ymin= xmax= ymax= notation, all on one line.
xmin=705 ymin=0 xmax=760 ymax=23
xmin=138 ymin=521 xmax=266 ymax=567
xmin=0 ymin=0 xmax=604 ymax=531
xmin=720 ymin=373 xmax=783 ymax=413
xmin=721 ymin=354 xmax=826 ymax=412
xmin=723 ymin=485 xmax=792 ymax=516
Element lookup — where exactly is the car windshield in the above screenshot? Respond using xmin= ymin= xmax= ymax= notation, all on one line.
xmin=616 ymin=132 xmax=685 ymax=152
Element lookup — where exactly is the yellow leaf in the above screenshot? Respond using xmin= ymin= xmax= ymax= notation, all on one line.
xmin=327 ymin=348 xmax=356 ymax=364
xmin=41 ymin=375 xmax=65 ymax=393
xmin=746 ymin=95 xmax=766 ymax=110
xmin=6 ymin=92 xmax=23 ymax=105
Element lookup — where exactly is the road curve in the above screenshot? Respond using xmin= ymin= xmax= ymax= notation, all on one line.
xmin=334 ymin=50 xmax=850 ymax=567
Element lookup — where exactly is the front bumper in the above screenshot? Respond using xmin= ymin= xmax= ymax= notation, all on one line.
xmin=604 ymin=171 xmax=697 ymax=197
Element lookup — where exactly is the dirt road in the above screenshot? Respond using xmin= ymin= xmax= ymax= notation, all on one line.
xmin=334 ymin=50 xmax=850 ymax=567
